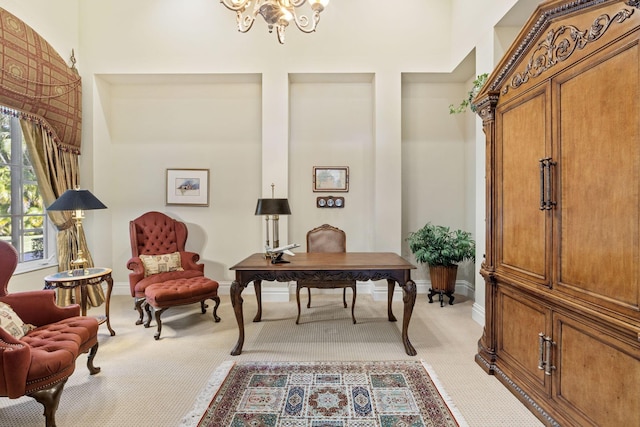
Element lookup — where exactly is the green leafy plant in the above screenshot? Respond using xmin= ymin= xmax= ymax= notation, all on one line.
xmin=407 ymin=222 xmax=475 ymax=267
xmin=449 ymin=73 xmax=488 ymax=114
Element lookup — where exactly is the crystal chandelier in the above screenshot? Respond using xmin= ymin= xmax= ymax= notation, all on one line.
xmin=220 ymin=0 xmax=329 ymax=44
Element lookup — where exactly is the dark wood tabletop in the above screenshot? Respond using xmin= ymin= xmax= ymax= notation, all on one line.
xmin=230 ymin=252 xmax=416 ymax=271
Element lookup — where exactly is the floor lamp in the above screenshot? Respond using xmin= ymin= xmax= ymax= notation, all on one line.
xmin=47 ymin=187 xmax=107 ymax=275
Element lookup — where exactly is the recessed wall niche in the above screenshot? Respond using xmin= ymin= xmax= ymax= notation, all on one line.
xmin=288 ymin=73 xmax=374 ymax=251
xmin=96 ymin=73 xmax=262 ymax=145
xmin=400 ymin=60 xmax=476 ymax=283
xmin=94 ymin=73 xmax=263 ymax=282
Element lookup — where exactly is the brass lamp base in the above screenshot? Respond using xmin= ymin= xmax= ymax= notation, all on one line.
xmin=68 ymin=254 xmax=88 ymax=276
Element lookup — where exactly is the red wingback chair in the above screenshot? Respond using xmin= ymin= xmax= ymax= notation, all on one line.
xmin=0 ymin=240 xmax=100 ymax=427
xmin=127 ymin=211 xmax=220 ymax=339
xmin=127 ymin=211 xmax=205 ymax=324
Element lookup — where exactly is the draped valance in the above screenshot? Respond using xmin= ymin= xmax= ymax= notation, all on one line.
xmin=0 ymin=7 xmax=82 ymax=154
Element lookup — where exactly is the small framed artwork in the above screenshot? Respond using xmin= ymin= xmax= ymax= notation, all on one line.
xmin=166 ymin=168 xmax=209 ymax=206
xmin=313 ymin=166 xmax=349 ymax=192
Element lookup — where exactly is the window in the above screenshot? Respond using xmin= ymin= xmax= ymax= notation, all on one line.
xmin=0 ymin=111 xmax=56 ymax=272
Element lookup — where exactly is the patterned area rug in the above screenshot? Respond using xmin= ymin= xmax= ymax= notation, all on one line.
xmin=180 ymin=360 xmax=468 ymax=427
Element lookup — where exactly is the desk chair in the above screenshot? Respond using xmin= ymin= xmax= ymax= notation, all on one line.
xmin=296 ymin=224 xmax=356 ymax=324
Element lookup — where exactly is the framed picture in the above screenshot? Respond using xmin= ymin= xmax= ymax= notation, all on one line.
xmin=313 ymin=166 xmax=349 ymax=192
xmin=166 ymin=168 xmax=209 ymax=206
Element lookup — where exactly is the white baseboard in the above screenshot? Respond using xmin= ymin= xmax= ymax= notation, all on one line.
xmin=372 ymin=279 xmax=475 ymax=302
xmin=471 ymin=301 xmax=485 ymax=326
xmin=114 ymin=279 xmax=479 ymax=306
xmin=113 ymin=281 xmax=130 ymax=296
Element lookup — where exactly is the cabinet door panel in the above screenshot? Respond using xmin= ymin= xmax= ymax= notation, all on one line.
xmin=496 ymin=87 xmax=551 ymax=285
xmin=556 ymin=41 xmax=640 ymax=312
xmin=553 ymin=313 xmax=640 ymax=427
xmin=497 ymin=287 xmax=550 ymax=394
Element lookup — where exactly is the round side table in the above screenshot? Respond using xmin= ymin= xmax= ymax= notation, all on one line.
xmin=44 ymin=267 xmax=115 ymax=336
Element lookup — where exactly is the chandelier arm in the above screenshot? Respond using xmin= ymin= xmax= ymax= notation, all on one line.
xmin=220 ymin=0 xmax=260 ymax=33
xmin=219 ymin=0 xmax=252 ymax=11
xmin=276 ymin=25 xmax=287 ymax=44
xmin=291 ymin=10 xmax=321 ymax=33
xmin=237 ymin=11 xmax=258 ymax=33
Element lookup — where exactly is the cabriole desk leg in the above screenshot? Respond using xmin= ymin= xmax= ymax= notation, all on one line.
xmin=230 ymin=280 xmax=246 ymax=356
xmin=253 ymin=280 xmax=262 ymax=322
xmin=401 ymin=279 xmax=417 ymax=356
xmin=387 ymin=279 xmax=397 ymax=322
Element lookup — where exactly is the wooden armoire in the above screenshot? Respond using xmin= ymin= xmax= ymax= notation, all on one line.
xmin=474 ymin=0 xmax=640 ymax=426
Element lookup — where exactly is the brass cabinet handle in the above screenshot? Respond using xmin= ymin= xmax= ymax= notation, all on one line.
xmin=545 ymin=158 xmax=556 ymax=210
xmin=538 ymin=332 xmax=546 ymax=370
xmin=539 ymin=160 xmax=546 ymax=210
xmin=539 ymin=158 xmax=557 ymax=210
xmin=537 ymin=332 xmax=556 ymax=375
xmin=544 ymin=337 xmax=556 ymax=375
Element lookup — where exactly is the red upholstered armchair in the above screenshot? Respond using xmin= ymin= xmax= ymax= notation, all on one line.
xmin=127 ymin=211 xmax=206 ymax=324
xmin=0 ymin=240 xmax=100 ymax=427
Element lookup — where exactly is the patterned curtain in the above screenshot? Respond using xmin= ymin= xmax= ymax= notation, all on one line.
xmin=21 ymin=122 xmax=104 ymax=307
xmin=0 ymin=8 xmax=104 ymax=308
xmin=0 ymin=8 xmax=82 ymax=151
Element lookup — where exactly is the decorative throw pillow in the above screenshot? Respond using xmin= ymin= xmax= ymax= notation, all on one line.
xmin=139 ymin=252 xmax=184 ymax=277
xmin=0 ymin=301 xmax=35 ymax=339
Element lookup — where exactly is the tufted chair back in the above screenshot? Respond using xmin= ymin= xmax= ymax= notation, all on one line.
xmin=307 ymin=224 xmax=347 ymax=253
xmin=127 ymin=211 xmax=204 ymax=302
xmin=0 ymin=239 xmax=18 ymax=297
xmin=130 ymin=211 xmax=188 ymax=257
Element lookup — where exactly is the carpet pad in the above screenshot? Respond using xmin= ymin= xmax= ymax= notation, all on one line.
xmin=181 ymin=360 xmax=468 ymax=427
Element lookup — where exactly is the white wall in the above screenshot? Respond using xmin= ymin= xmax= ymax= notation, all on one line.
xmin=76 ymin=0 xmax=468 ymax=289
xmin=1 ymin=0 xmax=533 ymax=320
xmin=93 ymin=73 xmax=263 ymax=283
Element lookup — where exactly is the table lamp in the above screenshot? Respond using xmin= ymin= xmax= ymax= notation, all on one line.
xmin=47 ymin=187 xmax=107 ymax=275
xmin=255 ymin=184 xmax=291 ymax=250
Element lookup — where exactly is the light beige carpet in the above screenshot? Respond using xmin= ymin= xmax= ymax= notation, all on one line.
xmin=0 ymin=292 xmax=543 ymax=427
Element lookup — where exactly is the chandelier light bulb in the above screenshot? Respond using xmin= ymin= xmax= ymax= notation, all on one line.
xmin=309 ymin=0 xmax=328 ymax=12
xmin=280 ymin=7 xmax=293 ymax=23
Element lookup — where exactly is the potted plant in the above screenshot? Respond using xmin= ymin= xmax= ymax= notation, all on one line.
xmin=407 ymin=222 xmax=475 ymax=306
xmin=449 ymin=73 xmax=488 ymax=114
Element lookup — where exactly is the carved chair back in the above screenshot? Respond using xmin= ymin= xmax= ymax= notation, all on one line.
xmin=306 ymin=224 xmax=347 ymax=253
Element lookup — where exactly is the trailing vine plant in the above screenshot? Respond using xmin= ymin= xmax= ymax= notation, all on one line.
xmin=449 ymin=73 xmax=488 ymax=114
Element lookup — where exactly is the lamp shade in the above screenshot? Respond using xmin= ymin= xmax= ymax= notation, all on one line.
xmin=47 ymin=189 xmax=107 ymax=211
xmin=255 ymin=198 xmax=291 ymax=215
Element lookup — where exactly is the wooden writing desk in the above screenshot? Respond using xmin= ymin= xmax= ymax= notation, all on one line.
xmin=229 ymin=252 xmax=417 ymax=356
